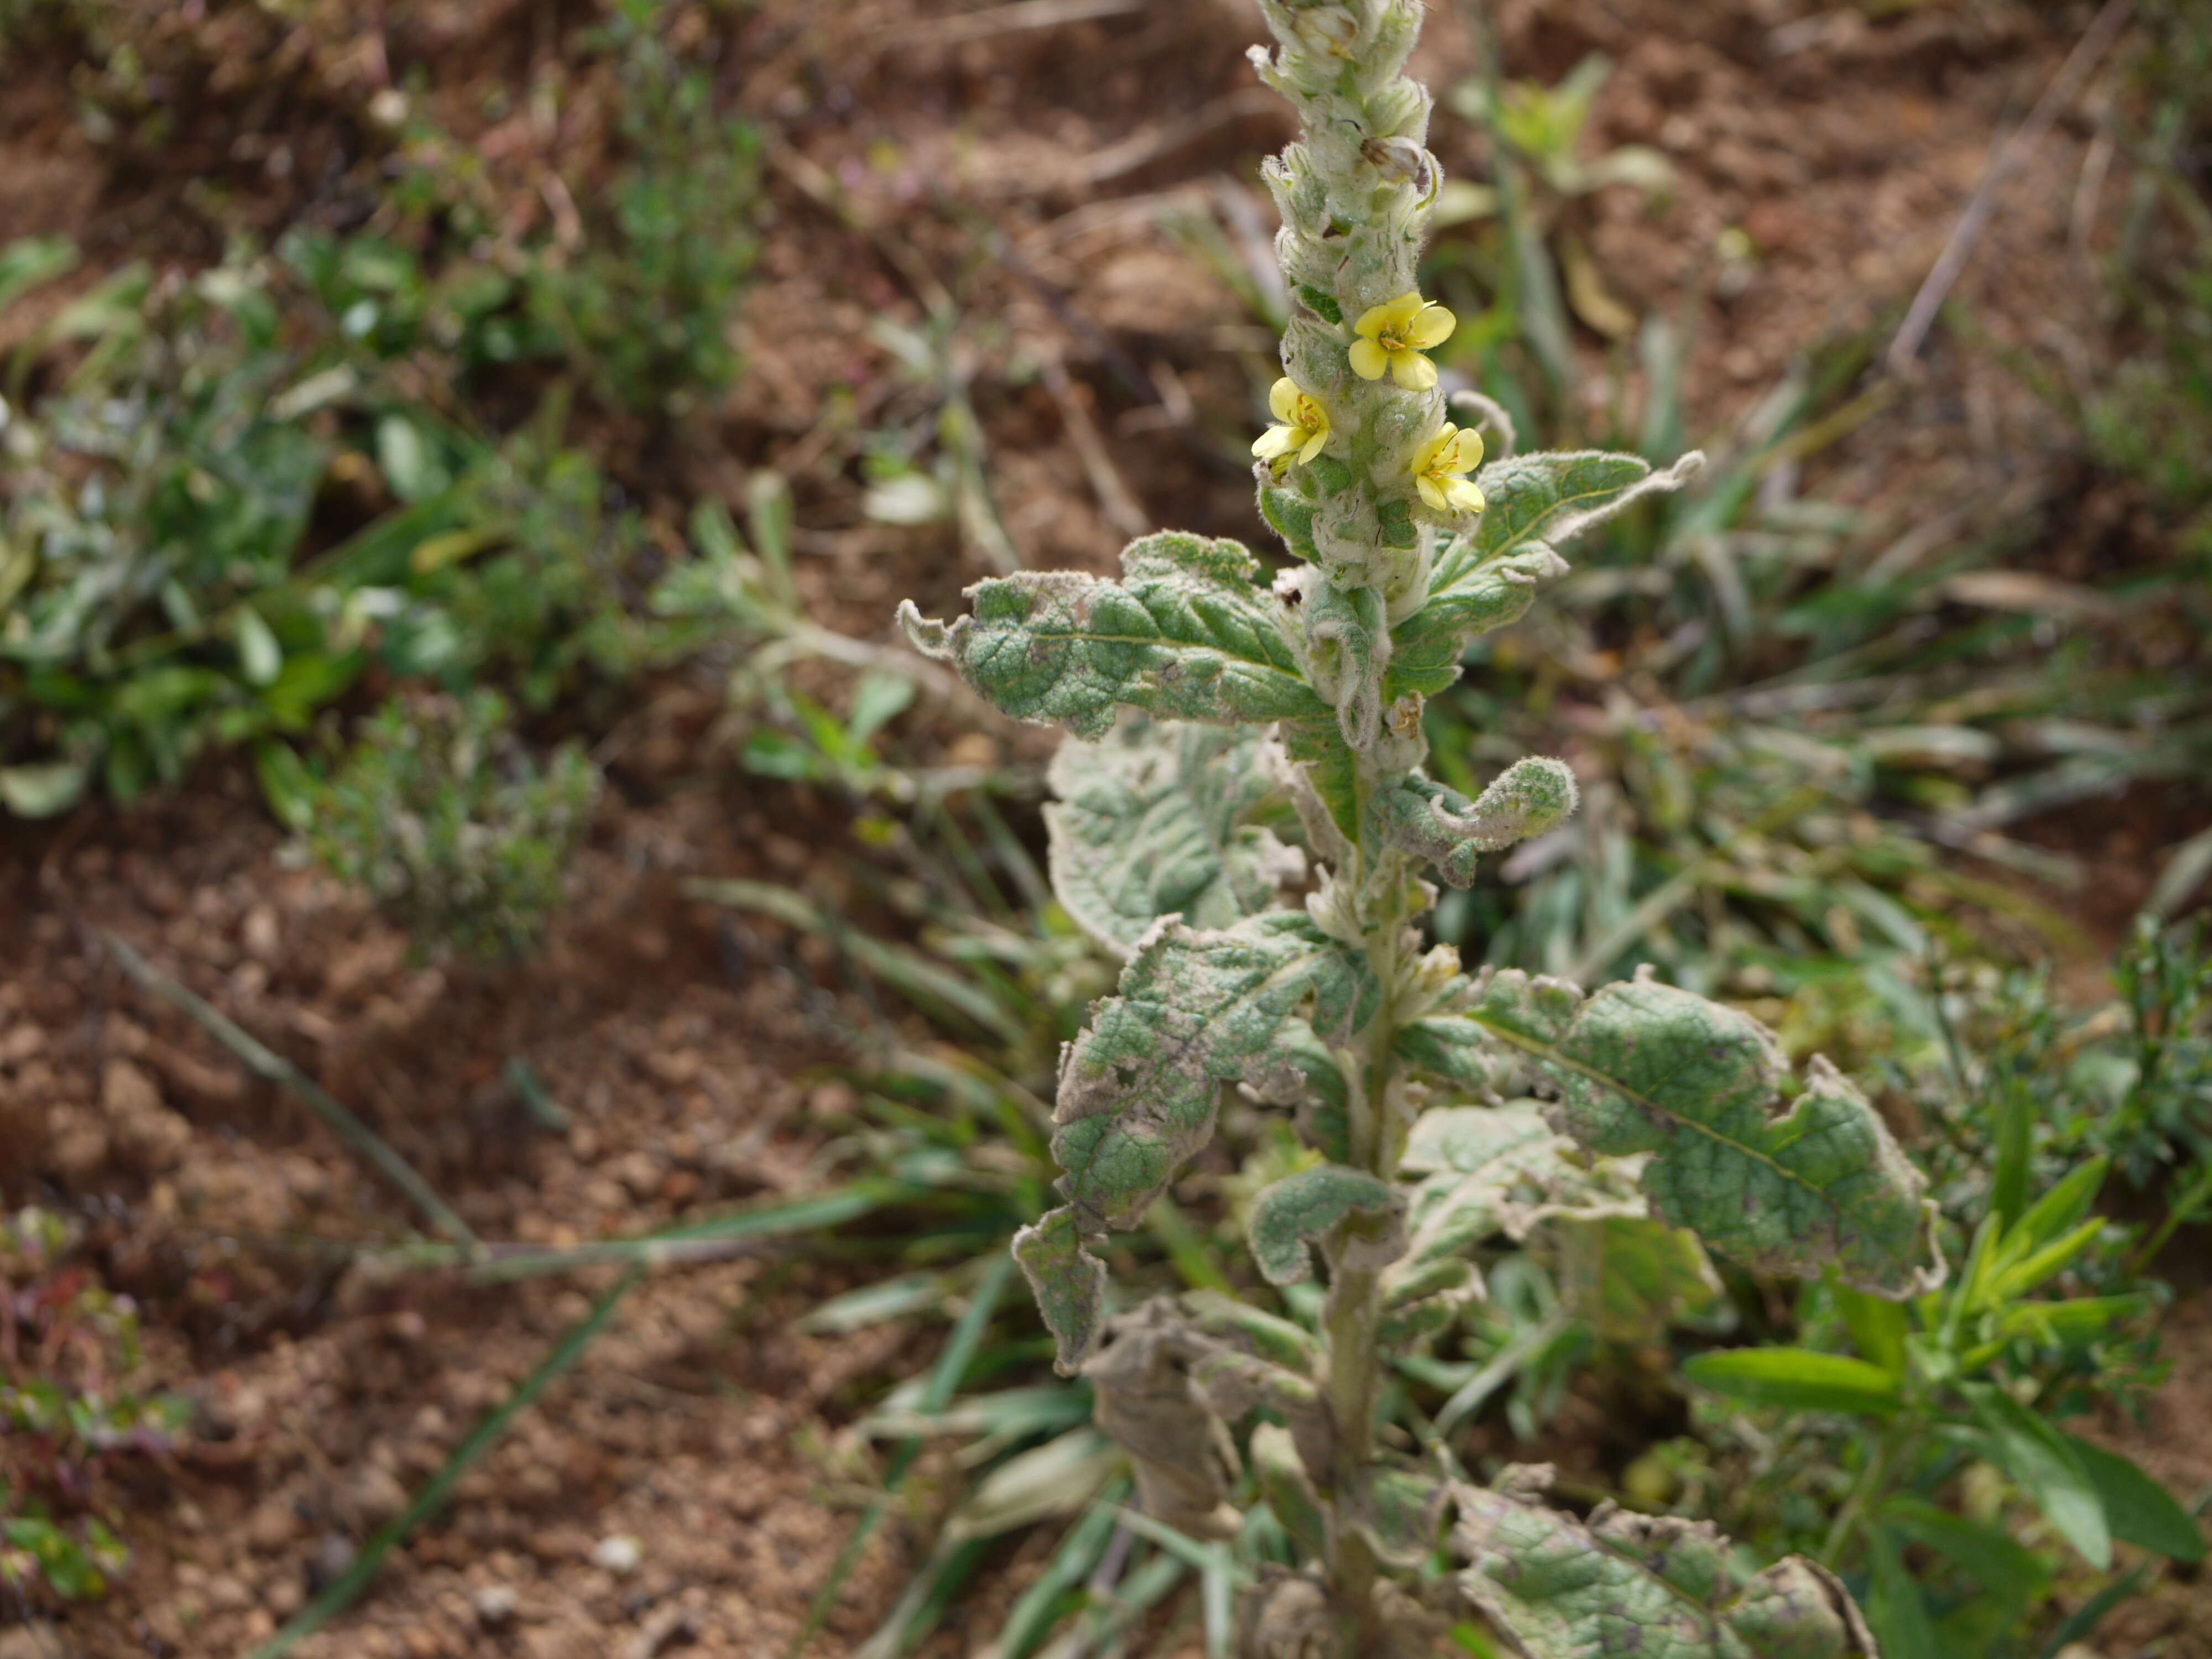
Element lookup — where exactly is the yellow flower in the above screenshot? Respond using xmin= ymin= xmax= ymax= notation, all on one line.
xmin=1411 ymin=423 xmax=1485 ymax=514
xmin=1250 ymin=377 xmax=1332 ymax=466
xmin=1348 ymin=291 xmax=1455 ymax=390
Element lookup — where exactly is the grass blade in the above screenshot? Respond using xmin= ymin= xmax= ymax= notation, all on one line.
xmin=246 ymin=1272 xmax=637 ymax=1658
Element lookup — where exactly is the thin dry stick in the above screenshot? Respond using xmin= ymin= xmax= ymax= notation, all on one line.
xmin=1887 ymin=0 xmax=2134 ymax=374
xmin=100 ymin=930 xmax=480 ymax=1254
xmin=1041 ymin=359 xmax=1150 ymax=539
xmin=899 ymin=0 xmax=1150 ymax=48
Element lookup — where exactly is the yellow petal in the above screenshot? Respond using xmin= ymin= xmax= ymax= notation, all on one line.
xmin=1415 ymin=474 xmax=1447 ymax=512
xmin=1297 ymin=427 xmax=1327 ymax=465
xmin=1392 ymin=352 xmax=1439 ymax=392
xmin=1348 ymin=338 xmax=1390 ymax=380
xmin=1409 ymin=302 xmax=1456 ymax=349
xmin=1379 ymin=291 xmax=1426 ymax=329
xmin=1253 ymin=425 xmax=1298 ymax=460
xmin=1447 ymin=479 xmax=1487 ymax=514
xmin=1442 ymin=427 xmax=1483 ymax=472
xmin=1411 ymin=432 xmax=1449 ymax=473
xmin=1269 ymin=378 xmax=1301 ymax=422
xmin=1352 ymin=301 xmax=1391 ymax=340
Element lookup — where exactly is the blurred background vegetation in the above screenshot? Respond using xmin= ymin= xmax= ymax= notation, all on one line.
xmin=1 ymin=0 xmax=2208 ymax=1655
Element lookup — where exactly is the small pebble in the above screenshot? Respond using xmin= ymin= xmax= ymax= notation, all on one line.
xmin=591 ymin=1534 xmax=643 ymax=1576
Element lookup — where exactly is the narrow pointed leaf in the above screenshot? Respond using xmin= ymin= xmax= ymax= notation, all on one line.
xmin=1681 ymin=1348 xmax=1905 ymax=1418
xmin=2060 ymin=1434 xmax=2206 ymax=1561
xmin=1457 ymin=969 xmax=1933 ymax=1293
xmin=1963 ymin=1383 xmax=2110 ymax=1569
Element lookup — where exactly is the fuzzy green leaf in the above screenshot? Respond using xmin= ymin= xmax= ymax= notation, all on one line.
xmin=1458 ymin=969 xmax=1933 ymax=1293
xmin=1249 ymin=1165 xmax=1404 ymax=1287
xmin=1455 ymin=1478 xmax=1878 ymax=1659
xmin=1391 ymin=1105 xmax=1578 ymax=1276
xmin=1548 ymin=1212 xmax=1721 ymax=1344
xmin=1027 ymin=914 xmax=1376 ymax=1369
xmin=898 ymin=530 xmax=1324 ymax=737
xmin=1045 ymin=716 xmax=1301 ymax=952
xmin=1251 ymin=1423 xmax=1327 ymax=1564
xmin=1279 ymin=712 xmax=1361 ymax=841
xmin=1390 ymin=451 xmax=1697 ymax=700
xmin=1012 ymin=1208 xmax=1110 ymax=1378
xmin=1376 ymin=760 xmax=1580 ymax=886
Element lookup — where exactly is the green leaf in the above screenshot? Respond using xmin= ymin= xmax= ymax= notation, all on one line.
xmin=1025 ymin=913 xmax=1376 ymax=1369
xmin=1301 ymin=576 xmax=1386 ymax=748
xmin=0 ymin=761 xmax=87 ymax=818
xmin=1011 ymin=1210 xmax=1109 ymax=1377
xmin=1879 ymin=1495 xmax=2048 ymax=1610
xmin=1865 ymin=1526 xmax=1942 ymax=1659
xmin=898 ymin=531 xmax=1326 ymax=738
xmin=2060 ymin=1433 xmax=2206 ymax=1561
xmin=1250 ymin=1423 xmax=1326 ymax=1564
xmin=1453 ymin=1476 xmax=1877 ymax=1659
xmin=1375 ymin=761 xmax=1579 ymax=886
xmin=1681 ymin=1348 xmax=1905 ymax=1417
xmin=0 ymin=234 xmax=80 ymax=315
xmin=1392 ymin=1105 xmax=1578 ymax=1274
xmin=1045 ymin=716 xmax=1300 ymax=953
xmin=1248 ymin=1165 xmax=1404 ymax=1287
xmin=1548 ymin=1212 xmax=1720 ymax=1344
xmin=1963 ymin=1383 xmax=2110 ymax=1569
xmin=1833 ymin=1283 xmax=1910 ymax=1378
xmin=235 ymin=607 xmax=283 ymax=687
xmin=1278 ymin=712 xmax=1360 ymax=841
xmin=1458 ymin=969 xmax=1933 ymax=1293
xmin=1389 ymin=451 xmax=1698 ymax=700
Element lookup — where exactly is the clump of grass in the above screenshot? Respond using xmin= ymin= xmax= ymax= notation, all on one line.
xmin=305 ymin=690 xmax=599 ymax=961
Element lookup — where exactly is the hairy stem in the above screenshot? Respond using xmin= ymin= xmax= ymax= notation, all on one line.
xmin=1320 ymin=873 xmax=1419 ymax=1646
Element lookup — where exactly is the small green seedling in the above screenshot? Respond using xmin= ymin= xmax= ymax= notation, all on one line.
xmin=306 ymin=690 xmax=598 ymax=961
xmin=900 ymin=4 xmax=1937 ymax=1652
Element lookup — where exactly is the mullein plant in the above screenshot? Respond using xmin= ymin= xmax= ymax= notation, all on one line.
xmin=901 ymin=3 xmax=1934 ymax=1652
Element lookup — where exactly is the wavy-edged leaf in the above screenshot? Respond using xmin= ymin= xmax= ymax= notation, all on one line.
xmin=1376 ymin=761 xmax=1580 ymax=886
xmin=898 ymin=530 xmax=1325 ymax=737
xmin=1457 ymin=968 xmax=1933 ymax=1293
xmin=1548 ymin=1212 xmax=1721 ymax=1344
xmin=1011 ymin=1209 xmax=1109 ymax=1378
xmin=1045 ymin=716 xmax=1301 ymax=953
xmin=1249 ymin=1165 xmax=1404 ymax=1287
xmin=1454 ymin=1475 xmax=1877 ymax=1659
xmin=1024 ymin=914 xmax=1376 ymax=1370
xmin=1389 ymin=451 xmax=1699 ymax=700
xmin=1391 ymin=1105 xmax=1579 ymax=1279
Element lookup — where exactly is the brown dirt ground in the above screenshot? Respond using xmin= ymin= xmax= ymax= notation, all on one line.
xmin=3 ymin=0 xmax=2208 ymax=1654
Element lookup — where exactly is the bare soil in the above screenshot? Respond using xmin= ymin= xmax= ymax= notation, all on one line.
xmin=2 ymin=0 xmax=2207 ymax=1654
